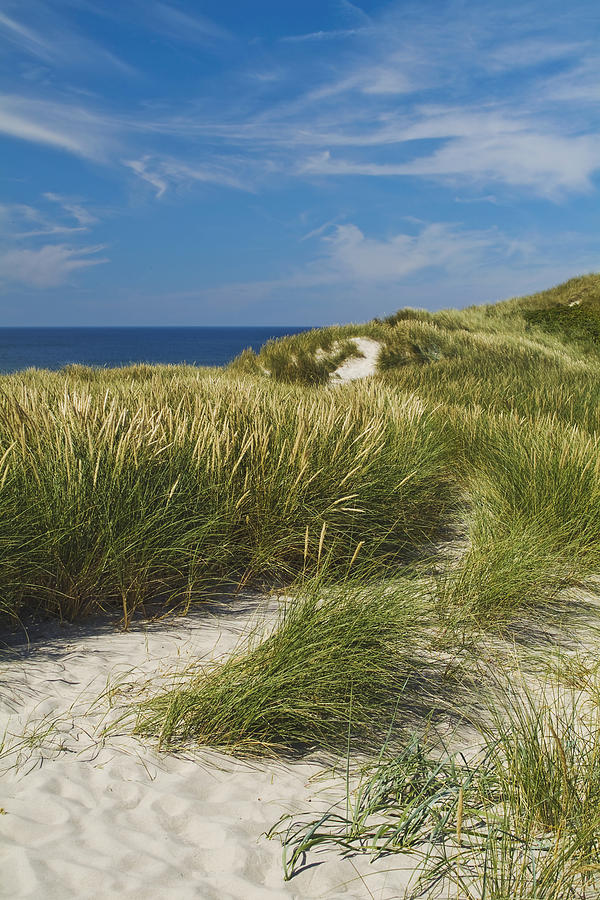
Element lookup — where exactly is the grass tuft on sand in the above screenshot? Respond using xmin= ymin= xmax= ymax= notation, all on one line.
xmin=274 ymin=680 xmax=600 ymax=899
xmin=134 ymin=578 xmax=428 ymax=755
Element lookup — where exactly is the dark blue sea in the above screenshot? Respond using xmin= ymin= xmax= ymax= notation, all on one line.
xmin=0 ymin=327 xmax=309 ymax=374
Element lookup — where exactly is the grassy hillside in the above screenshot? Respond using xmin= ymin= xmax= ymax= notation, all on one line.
xmin=229 ymin=273 xmax=600 ymax=384
xmin=2 ymin=274 xmax=600 ymax=629
xmin=5 ymin=274 xmax=600 ymax=897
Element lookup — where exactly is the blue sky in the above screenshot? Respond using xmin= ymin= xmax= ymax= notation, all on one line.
xmin=1 ymin=0 xmax=600 ymax=325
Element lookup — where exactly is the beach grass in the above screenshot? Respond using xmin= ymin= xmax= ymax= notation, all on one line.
xmin=3 ymin=275 xmax=600 ymax=633
xmin=0 ymin=372 xmax=455 ymax=625
xmin=227 ymin=321 xmax=391 ymax=384
xmin=5 ymin=273 xmax=600 ymax=896
xmin=273 ymin=679 xmax=600 ymax=899
xmin=134 ymin=577 xmax=429 ymax=755
xmin=437 ymin=408 xmax=600 ymax=626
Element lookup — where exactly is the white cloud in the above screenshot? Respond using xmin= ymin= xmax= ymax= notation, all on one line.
xmin=300 ymin=217 xmax=343 ymax=241
xmin=0 ymin=244 xmax=108 ymax=288
xmin=0 ymin=192 xmax=107 ymax=290
xmin=300 ymin=120 xmax=600 ymax=196
xmin=338 ymin=1 xmax=372 ymax=27
xmin=43 ymin=193 xmax=98 ymax=227
xmin=123 ymin=155 xmax=251 ymax=197
xmin=319 ymin=222 xmax=495 ymax=281
xmin=152 ymin=3 xmax=231 ymax=43
xmin=0 ymin=6 xmax=136 ymax=75
xmin=360 ymin=61 xmax=414 ymax=95
xmin=123 ymin=158 xmax=168 ymax=198
xmin=1 ymin=0 xmax=599 ymax=229
xmin=122 ymin=11 xmax=600 ymax=201
xmin=397 ymin=131 xmax=599 ymax=194
xmin=0 ymin=201 xmax=87 ymax=238
xmin=109 ymin=219 xmax=600 ymax=325
xmin=0 ymin=106 xmax=83 ymax=155
xmin=542 ymin=57 xmax=600 ymax=104
xmin=3 ymin=4 xmax=598 ymax=206
xmin=282 ymin=29 xmax=359 ymax=43
xmin=0 ymin=10 xmax=53 ymax=61
xmin=0 ymin=202 xmax=44 ymax=230
xmin=486 ymin=38 xmax=584 ymax=72
xmin=0 ymin=95 xmax=117 ymax=160
xmin=210 ymin=221 xmax=507 ymax=295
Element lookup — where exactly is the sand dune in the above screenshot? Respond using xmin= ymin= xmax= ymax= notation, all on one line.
xmin=0 ymin=599 xmax=413 ymax=899
xmin=331 ymin=338 xmax=380 ymax=383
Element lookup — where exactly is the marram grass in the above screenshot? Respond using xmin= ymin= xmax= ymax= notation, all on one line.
xmin=273 ymin=682 xmax=600 ymax=899
xmin=5 ymin=274 xmax=600 ymax=897
xmin=0 ymin=372 xmax=456 ymax=625
xmin=4 ymin=275 xmax=600 ymax=632
xmin=437 ymin=408 xmax=600 ymax=626
xmin=134 ymin=578 xmax=428 ymax=755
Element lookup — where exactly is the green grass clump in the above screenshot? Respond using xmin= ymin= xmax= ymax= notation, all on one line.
xmin=271 ymin=732 xmax=474 ymax=881
xmin=494 ymin=272 xmax=600 ymax=316
xmin=374 ymin=283 xmax=600 ymax=627
xmin=274 ymin=684 xmax=600 ymax=899
xmin=524 ymin=303 xmax=600 ymax=350
xmin=0 ymin=372 xmax=455 ymax=625
xmin=5 ymin=273 xmax=600 ymax=634
xmin=134 ymin=580 xmax=426 ymax=755
xmin=230 ymin=333 xmax=358 ymax=385
xmin=484 ymin=687 xmax=600 ymax=838
xmin=228 ymin=321 xmax=393 ymax=385
xmin=439 ymin=409 xmax=600 ymax=625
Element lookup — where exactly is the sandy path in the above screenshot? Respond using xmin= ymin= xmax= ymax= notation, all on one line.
xmin=0 ymin=598 xmax=413 ymax=900
xmin=331 ymin=338 xmax=380 ymax=383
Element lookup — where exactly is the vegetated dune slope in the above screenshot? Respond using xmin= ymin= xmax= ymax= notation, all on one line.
xmin=4 ymin=273 xmax=600 ymax=899
xmin=228 ymin=272 xmax=600 ymax=386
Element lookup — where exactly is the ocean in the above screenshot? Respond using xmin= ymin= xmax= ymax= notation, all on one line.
xmin=0 ymin=327 xmax=309 ymax=374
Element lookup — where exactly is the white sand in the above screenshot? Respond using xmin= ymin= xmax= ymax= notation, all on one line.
xmin=0 ymin=597 xmax=415 ymax=899
xmin=331 ymin=338 xmax=380 ymax=384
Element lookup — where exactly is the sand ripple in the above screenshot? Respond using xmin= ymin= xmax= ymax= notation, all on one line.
xmin=0 ymin=599 xmax=410 ymax=898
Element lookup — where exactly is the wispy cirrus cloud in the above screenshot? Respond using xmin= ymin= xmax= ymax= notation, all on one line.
xmin=151 ymin=2 xmax=231 ymax=43
xmin=0 ymin=101 xmax=85 ymax=155
xmin=0 ymin=10 xmax=53 ymax=61
xmin=105 ymin=7 xmax=596 ymax=201
xmin=542 ymin=56 xmax=600 ymax=104
xmin=281 ymin=29 xmax=360 ymax=43
xmin=122 ymin=158 xmax=169 ymax=199
xmin=123 ymin=155 xmax=252 ymax=197
xmin=486 ymin=38 xmax=586 ymax=72
xmin=62 ymin=0 xmax=231 ymax=46
xmin=43 ymin=193 xmax=99 ymax=227
xmin=0 ymin=3 xmax=137 ymax=74
xmin=338 ymin=1 xmax=372 ymax=27
xmin=2 ymin=1 xmax=599 ymax=204
xmin=1 ymin=0 xmax=599 ymax=325
xmin=300 ymin=126 xmax=600 ymax=196
xmin=0 ymin=94 xmax=119 ymax=160
xmin=0 ymin=243 xmax=108 ymax=288
xmin=0 ymin=200 xmax=86 ymax=238
xmin=0 ymin=193 xmax=105 ymax=288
